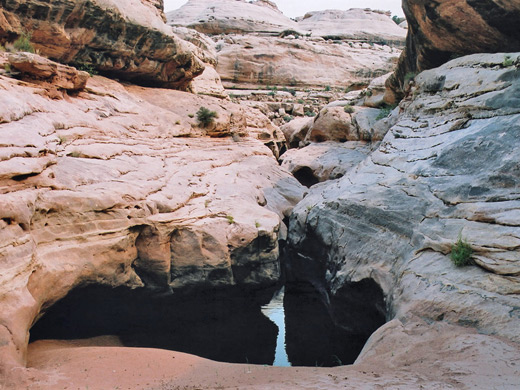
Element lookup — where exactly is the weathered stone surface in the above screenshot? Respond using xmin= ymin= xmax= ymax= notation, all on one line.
xmin=215 ymin=34 xmax=400 ymax=89
xmin=387 ymin=0 xmax=520 ymax=102
xmin=187 ymin=65 xmax=227 ymax=98
xmin=288 ymin=52 xmax=520 ymax=352
xmin=280 ymin=117 xmax=313 ymax=149
xmin=280 ymin=141 xmax=373 ymax=185
xmin=298 ymin=9 xmax=406 ymax=44
xmin=307 ymin=106 xmax=383 ymax=143
xmin=0 ymin=0 xmax=206 ymax=88
xmin=167 ymin=0 xmax=297 ymax=34
xmin=8 ymin=52 xmax=89 ymax=91
xmin=0 ymin=73 xmax=303 ymax=371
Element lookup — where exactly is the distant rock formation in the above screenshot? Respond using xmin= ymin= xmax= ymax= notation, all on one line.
xmin=0 ymin=0 xmax=207 ymax=89
xmin=387 ymin=0 xmax=520 ymax=102
xmin=298 ymin=9 xmax=406 ymax=44
xmin=166 ymin=0 xmax=298 ymax=34
xmin=168 ymin=2 xmax=405 ymax=90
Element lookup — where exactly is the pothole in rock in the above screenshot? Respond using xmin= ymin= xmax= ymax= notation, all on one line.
xmin=30 ymin=279 xmax=386 ymax=367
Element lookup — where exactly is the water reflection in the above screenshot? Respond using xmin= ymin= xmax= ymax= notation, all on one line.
xmin=261 ymin=287 xmax=290 ymax=366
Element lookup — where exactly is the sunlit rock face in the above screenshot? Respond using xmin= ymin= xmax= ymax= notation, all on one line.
xmin=0 ymin=67 xmax=303 ymax=371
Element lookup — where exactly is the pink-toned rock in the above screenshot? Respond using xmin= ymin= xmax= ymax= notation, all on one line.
xmin=0 ymin=73 xmax=303 ymax=374
xmin=8 ymin=52 xmax=89 ymax=91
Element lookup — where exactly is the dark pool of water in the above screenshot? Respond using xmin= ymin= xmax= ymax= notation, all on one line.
xmin=30 ymin=280 xmax=385 ymax=367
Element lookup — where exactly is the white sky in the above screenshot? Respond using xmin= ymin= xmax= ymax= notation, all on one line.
xmin=164 ymin=0 xmax=404 ymax=17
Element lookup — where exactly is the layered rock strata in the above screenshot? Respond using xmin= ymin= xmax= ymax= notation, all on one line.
xmin=288 ymin=53 xmax=520 ymax=347
xmin=387 ymin=0 xmax=520 ymax=101
xmin=0 ymin=0 xmax=206 ymax=88
xmin=0 ymin=69 xmax=303 ymax=374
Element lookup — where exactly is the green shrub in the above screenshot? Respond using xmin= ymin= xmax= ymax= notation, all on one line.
xmin=376 ymin=107 xmax=391 ymax=120
xmin=304 ymin=111 xmax=316 ymax=117
xmin=343 ymin=105 xmax=354 ymax=114
xmin=283 ymin=115 xmax=293 ymax=123
xmin=13 ymin=32 xmax=34 ymax=53
xmin=450 ymin=235 xmax=473 ymax=267
xmin=324 ymin=85 xmax=331 ymax=92
xmin=503 ymin=55 xmax=514 ymax=67
xmin=196 ymin=107 xmax=218 ymax=127
xmin=392 ymin=15 xmax=405 ymax=25
xmin=226 ymin=215 xmax=235 ymax=224
xmin=404 ymin=72 xmax=416 ymax=86
xmin=76 ymin=62 xmax=98 ymax=76
xmin=297 ymin=99 xmax=304 ymax=104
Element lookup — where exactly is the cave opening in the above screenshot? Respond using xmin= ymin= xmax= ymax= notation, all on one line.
xmin=30 ymin=278 xmax=386 ymax=367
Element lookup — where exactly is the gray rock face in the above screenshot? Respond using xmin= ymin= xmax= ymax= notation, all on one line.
xmin=287 ymin=53 xmax=520 ymax=345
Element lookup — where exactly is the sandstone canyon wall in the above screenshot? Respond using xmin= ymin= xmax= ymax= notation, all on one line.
xmin=168 ymin=2 xmax=406 ymax=89
xmin=387 ymin=0 xmax=520 ymax=101
xmin=0 ymin=0 xmax=207 ymax=88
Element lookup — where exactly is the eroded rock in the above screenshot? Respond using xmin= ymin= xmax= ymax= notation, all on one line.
xmin=387 ymin=0 xmax=520 ymax=102
xmin=0 ymin=0 xmax=206 ymax=88
xmin=0 ymin=73 xmax=303 ymax=372
xmin=288 ymin=53 xmax=520 ymax=348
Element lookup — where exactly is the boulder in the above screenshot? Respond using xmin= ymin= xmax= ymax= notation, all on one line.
xmin=280 ymin=141 xmax=373 ymax=186
xmin=307 ymin=106 xmax=383 ymax=143
xmin=188 ymin=65 xmax=228 ymax=98
xmin=387 ymin=0 xmax=520 ymax=102
xmin=280 ymin=117 xmax=313 ymax=148
xmin=0 ymin=0 xmax=206 ymax=89
xmin=8 ymin=52 xmax=89 ymax=91
xmin=0 ymin=73 xmax=304 ymax=372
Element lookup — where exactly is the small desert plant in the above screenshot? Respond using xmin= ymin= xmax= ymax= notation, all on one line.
xmin=404 ymin=72 xmax=416 ymax=86
xmin=255 ymin=221 xmax=261 ymax=228
xmin=4 ymin=64 xmax=11 ymax=73
xmin=188 ymin=113 xmax=194 ymax=118
xmin=76 ymin=62 xmax=98 ymax=76
xmin=0 ymin=44 xmax=5 ymax=52
xmin=197 ymin=107 xmax=218 ymax=127
xmin=283 ymin=115 xmax=293 ymax=123
xmin=376 ymin=107 xmax=391 ymax=120
xmin=324 ymin=85 xmax=331 ymax=92
xmin=343 ymin=105 xmax=354 ymax=114
xmin=226 ymin=215 xmax=235 ymax=224
xmin=450 ymin=234 xmax=473 ymax=267
xmin=13 ymin=32 xmax=35 ymax=53
xmin=297 ymin=99 xmax=304 ymax=104
xmin=304 ymin=110 xmax=316 ymax=117
xmin=503 ymin=55 xmax=514 ymax=67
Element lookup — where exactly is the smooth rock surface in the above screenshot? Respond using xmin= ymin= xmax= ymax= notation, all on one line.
xmin=298 ymin=9 xmax=406 ymax=44
xmin=0 ymin=73 xmax=303 ymax=373
xmin=167 ymin=0 xmax=297 ymax=34
xmin=215 ymin=35 xmax=401 ymax=89
xmin=288 ymin=53 xmax=520 ymax=350
xmin=280 ymin=141 xmax=373 ymax=184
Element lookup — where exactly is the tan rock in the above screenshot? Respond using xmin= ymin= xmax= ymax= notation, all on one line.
xmin=298 ymin=8 xmax=407 ymax=44
xmin=280 ymin=117 xmax=313 ymax=148
xmin=216 ymin=35 xmax=401 ymax=89
xmin=387 ymin=0 xmax=520 ymax=101
xmin=188 ymin=65 xmax=228 ymax=98
xmin=8 ymin=52 xmax=89 ymax=91
xmin=0 ymin=0 xmax=206 ymax=89
xmin=167 ymin=0 xmax=298 ymax=34
xmin=0 ymin=74 xmax=303 ymax=371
